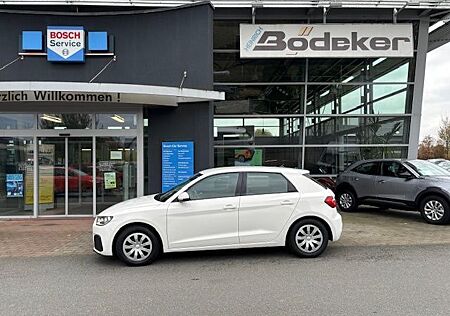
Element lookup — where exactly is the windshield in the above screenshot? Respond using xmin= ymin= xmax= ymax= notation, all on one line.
xmin=436 ymin=160 xmax=450 ymax=171
xmin=154 ymin=173 xmax=202 ymax=202
xmin=405 ymin=160 xmax=450 ymax=177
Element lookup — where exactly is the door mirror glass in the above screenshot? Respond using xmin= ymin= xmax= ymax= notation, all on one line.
xmin=397 ymin=165 xmax=414 ymax=179
xmin=398 ymin=171 xmax=414 ymax=179
xmin=177 ymin=192 xmax=190 ymax=202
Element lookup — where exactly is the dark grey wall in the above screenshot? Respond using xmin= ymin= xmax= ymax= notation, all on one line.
xmin=146 ymin=102 xmax=213 ymax=193
xmin=0 ymin=4 xmax=215 ymax=194
xmin=0 ymin=3 xmax=213 ymax=90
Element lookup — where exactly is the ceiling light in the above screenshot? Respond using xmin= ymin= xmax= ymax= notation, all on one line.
xmin=111 ymin=114 xmax=125 ymax=123
xmin=42 ymin=114 xmax=62 ymax=123
xmin=320 ymin=90 xmax=330 ymax=97
xmin=342 ymin=75 xmax=355 ymax=83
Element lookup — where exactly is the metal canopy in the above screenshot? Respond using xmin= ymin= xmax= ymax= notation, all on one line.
xmin=0 ymin=81 xmax=225 ymax=106
xmin=1 ymin=0 xmax=450 ymax=9
xmin=428 ymin=21 xmax=450 ymax=51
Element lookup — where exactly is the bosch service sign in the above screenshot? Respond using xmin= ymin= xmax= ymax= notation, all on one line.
xmin=47 ymin=26 xmax=85 ymax=62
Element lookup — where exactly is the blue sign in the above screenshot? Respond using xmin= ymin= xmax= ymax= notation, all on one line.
xmin=22 ymin=31 xmax=43 ymax=50
xmin=162 ymin=141 xmax=194 ymax=192
xmin=21 ymin=27 xmax=111 ymax=63
xmin=6 ymin=173 xmax=24 ymax=198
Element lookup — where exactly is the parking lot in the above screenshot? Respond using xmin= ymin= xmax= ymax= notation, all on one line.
xmin=1 ymin=207 xmax=450 ymax=259
xmin=2 ymin=210 xmax=450 ymax=316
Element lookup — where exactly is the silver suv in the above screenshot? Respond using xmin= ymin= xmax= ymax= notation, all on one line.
xmin=335 ymin=159 xmax=450 ymax=225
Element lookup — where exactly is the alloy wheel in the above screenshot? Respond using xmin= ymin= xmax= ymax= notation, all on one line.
xmin=424 ymin=200 xmax=445 ymax=221
xmin=122 ymin=232 xmax=153 ymax=262
xmin=295 ymin=224 xmax=324 ymax=253
xmin=339 ymin=193 xmax=353 ymax=209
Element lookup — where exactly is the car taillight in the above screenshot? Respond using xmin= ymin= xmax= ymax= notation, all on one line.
xmin=324 ymin=196 xmax=336 ymax=208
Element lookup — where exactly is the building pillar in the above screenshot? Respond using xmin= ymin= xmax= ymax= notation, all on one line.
xmin=408 ymin=18 xmax=430 ymax=159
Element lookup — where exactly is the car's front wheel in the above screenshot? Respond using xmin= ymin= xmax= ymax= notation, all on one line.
xmin=420 ymin=195 xmax=450 ymax=225
xmin=287 ymin=219 xmax=329 ymax=258
xmin=115 ymin=225 xmax=161 ymax=266
xmin=336 ymin=189 xmax=358 ymax=212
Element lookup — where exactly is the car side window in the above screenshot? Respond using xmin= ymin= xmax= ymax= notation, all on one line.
xmin=382 ymin=162 xmax=412 ymax=178
xmin=353 ymin=162 xmax=380 ymax=176
xmin=245 ymin=172 xmax=296 ymax=196
xmin=54 ymin=168 xmax=65 ymax=176
xmin=186 ymin=173 xmax=239 ymax=201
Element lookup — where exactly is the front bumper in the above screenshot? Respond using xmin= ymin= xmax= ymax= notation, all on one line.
xmin=92 ymin=223 xmax=115 ymax=256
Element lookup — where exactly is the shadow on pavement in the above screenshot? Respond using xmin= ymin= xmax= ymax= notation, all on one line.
xmin=349 ymin=206 xmax=424 ymax=223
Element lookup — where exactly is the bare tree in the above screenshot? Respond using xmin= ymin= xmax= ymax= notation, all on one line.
xmin=438 ymin=117 xmax=450 ymax=159
xmin=418 ymin=135 xmax=435 ymax=159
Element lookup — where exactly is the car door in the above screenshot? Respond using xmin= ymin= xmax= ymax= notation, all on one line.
xmin=349 ymin=161 xmax=381 ymax=198
xmin=167 ymin=172 xmax=241 ymax=249
xmin=238 ymin=172 xmax=300 ymax=244
xmin=376 ymin=161 xmax=417 ymax=202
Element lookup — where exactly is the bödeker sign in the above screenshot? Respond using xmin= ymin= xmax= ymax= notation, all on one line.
xmin=47 ymin=26 xmax=85 ymax=62
xmin=240 ymin=24 xmax=413 ymax=58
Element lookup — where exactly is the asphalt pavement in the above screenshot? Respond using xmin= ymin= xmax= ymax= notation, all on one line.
xmin=1 ymin=244 xmax=450 ymax=315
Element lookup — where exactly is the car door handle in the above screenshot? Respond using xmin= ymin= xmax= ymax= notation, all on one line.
xmin=378 ymin=180 xmax=386 ymax=183
xmin=223 ymin=204 xmax=237 ymax=210
xmin=281 ymin=200 xmax=294 ymax=205
xmin=354 ymin=178 xmax=360 ymax=181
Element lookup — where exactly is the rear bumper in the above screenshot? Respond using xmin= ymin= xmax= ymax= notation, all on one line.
xmin=330 ymin=212 xmax=343 ymax=241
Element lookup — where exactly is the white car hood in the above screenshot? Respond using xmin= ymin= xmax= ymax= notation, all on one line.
xmin=99 ymin=194 xmax=165 ymax=216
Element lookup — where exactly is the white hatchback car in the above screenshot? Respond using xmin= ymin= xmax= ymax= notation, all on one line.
xmin=93 ymin=166 xmax=342 ymax=265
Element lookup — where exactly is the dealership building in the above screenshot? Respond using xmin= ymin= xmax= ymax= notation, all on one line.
xmin=0 ymin=0 xmax=450 ymax=218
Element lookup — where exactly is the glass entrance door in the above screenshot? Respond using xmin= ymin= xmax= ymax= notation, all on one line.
xmin=68 ymin=137 xmax=93 ymax=215
xmin=96 ymin=137 xmax=137 ymax=213
xmin=38 ymin=137 xmax=66 ymax=215
xmin=38 ymin=137 xmax=93 ymax=216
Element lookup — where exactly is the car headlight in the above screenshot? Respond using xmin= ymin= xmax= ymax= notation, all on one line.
xmin=96 ymin=216 xmax=113 ymax=226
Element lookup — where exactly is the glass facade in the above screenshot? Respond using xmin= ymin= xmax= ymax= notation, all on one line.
xmin=0 ymin=138 xmax=34 ymax=216
xmin=213 ymin=20 xmax=416 ymax=178
xmin=39 ymin=113 xmax=93 ymax=129
xmin=0 ymin=112 xmax=139 ymax=217
xmin=96 ymin=136 xmax=137 ymax=213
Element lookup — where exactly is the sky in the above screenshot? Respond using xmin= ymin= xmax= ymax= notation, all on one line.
xmin=420 ymin=42 xmax=450 ymax=141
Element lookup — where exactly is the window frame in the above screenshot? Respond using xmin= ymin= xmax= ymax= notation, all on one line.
xmin=352 ymin=162 xmax=381 ymax=176
xmin=381 ymin=161 xmax=413 ymax=178
xmin=242 ymin=171 xmax=297 ymax=196
xmin=184 ymin=172 xmax=242 ymax=201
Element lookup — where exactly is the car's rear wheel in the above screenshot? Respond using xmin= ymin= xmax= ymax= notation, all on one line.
xmin=287 ymin=219 xmax=329 ymax=258
xmin=420 ymin=195 xmax=450 ymax=225
xmin=336 ymin=189 xmax=358 ymax=212
xmin=115 ymin=225 xmax=161 ymax=266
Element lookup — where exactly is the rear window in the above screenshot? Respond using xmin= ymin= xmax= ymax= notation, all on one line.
xmin=307 ymin=176 xmax=328 ymax=189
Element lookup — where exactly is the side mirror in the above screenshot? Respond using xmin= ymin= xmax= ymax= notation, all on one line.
xmin=177 ymin=192 xmax=190 ymax=202
xmin=399 ymin=172 xmax=415 ymax=180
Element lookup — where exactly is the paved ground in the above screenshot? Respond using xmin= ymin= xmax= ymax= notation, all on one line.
xmin=0 ymin=218 xmax=93 ymax=258
xmin=1 ymin=244 xmax=450 ymax=315
xmin=1 ymin=208 xmax=450 ymax=315
xmin=1 ymin=207 xmax=450 ymax=258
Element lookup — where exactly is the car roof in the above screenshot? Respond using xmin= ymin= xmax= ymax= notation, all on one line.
xmin=199 ymin=166 xmax=309 ymax=176
xmin=346 ymin=158 xmax=439 ymax=169
xmin=344 ymin=158 xmax=407 ymax=171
